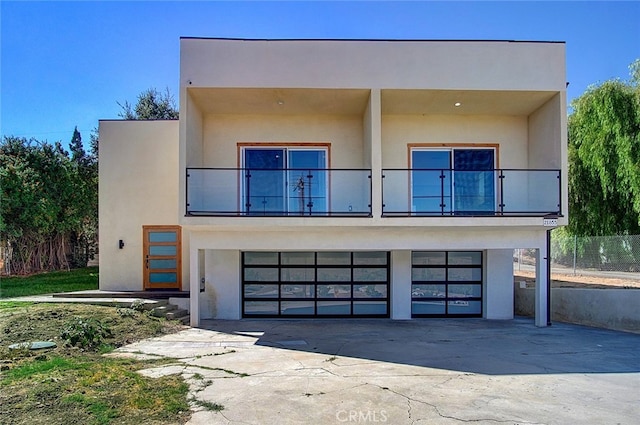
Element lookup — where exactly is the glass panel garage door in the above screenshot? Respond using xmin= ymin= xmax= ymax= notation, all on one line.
xmin=243 ymin=251 xmax=390 ymax=318
xmin=411 ymin=251 xmax=483 ymax=317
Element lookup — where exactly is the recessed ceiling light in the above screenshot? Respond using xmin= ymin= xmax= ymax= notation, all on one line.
xmin=454 ymin=102 xmax=461 ymax=107
xmin=277 ymin=100 xmax=284 ymax=105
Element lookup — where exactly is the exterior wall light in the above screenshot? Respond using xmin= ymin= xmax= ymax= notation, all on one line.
xmin=118 ymin=239 xmax=125 ymax=249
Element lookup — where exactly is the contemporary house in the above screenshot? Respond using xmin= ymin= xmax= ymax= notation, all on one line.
xmin=99 ymin=38 xmax=567 ymax=327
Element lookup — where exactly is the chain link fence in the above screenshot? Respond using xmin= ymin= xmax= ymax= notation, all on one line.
xmin=515 ymin=231 xmax=640 ymax=276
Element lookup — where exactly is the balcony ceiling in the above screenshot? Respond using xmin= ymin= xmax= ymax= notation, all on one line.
xmin=189 ymin=88 xmax=559 ymax=116
xmin=189 ymin=88 xmax=371 ymax=115
xmin=381 ymin=89 xmax=558 ymax=116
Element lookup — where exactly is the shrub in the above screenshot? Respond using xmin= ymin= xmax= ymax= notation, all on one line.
xmin=60 ymin=317 xmax=111 ymax=349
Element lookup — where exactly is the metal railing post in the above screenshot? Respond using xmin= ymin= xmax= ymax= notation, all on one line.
xmin=306 ymin=170 xmax=313 ymax=215
xmin=185 ymin=169 xmax=190 ymax=215
xmin=245 ymin=169 xmax=252 ymax=213
xmin=440 ymin=169 xmax=445 ymax=215
xmin=498 ymin=170 xmax=505 ymax=215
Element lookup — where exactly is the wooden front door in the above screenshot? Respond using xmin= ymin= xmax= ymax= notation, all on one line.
xmin=143 ymin=225 xmax=182 ymax=290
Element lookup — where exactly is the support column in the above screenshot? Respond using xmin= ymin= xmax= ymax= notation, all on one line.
xmin=189 ymin=246 xmax=201 ymax=327
xmin=365 ymin=89 xmax=383 ymax=218
xmin=484 ymin=249 xmax=514 ymax=320
xmin=534 ymin=243 xmax=549 ymax=327
xmin=391 ymin=250 xmax=412 ymax=320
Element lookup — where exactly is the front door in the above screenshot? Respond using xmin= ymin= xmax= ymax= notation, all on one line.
xmin=143 ymin=225 xmax=182 ymax=290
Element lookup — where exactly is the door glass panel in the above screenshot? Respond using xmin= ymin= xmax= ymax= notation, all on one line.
xmin=149 ymin=272 xmax=177 ymax=283
xmin=281 ymin=285 xmax=315 ymax=298
xmin=281 ymin=252 xmax=314 ymax=265
xmin=353 ymin=268 xmax=387 ymax=282
xmin=448 ymin=251 xmax=482 ymax=265
xmin=317 ymin=301 xmax=351 ymax=315
xmin=453 ymin=149 xmax=495 ymax=213
xmin=412 ymin=251 xmax=446 ymax=265
xmin=412 ymin=301 xmax=446 ymax=315
xmin=281 ymin=301 xmax=315 ymax=315
xmin=353 ymin=284 xmax=387 ymax=298
xmin=448 ymin=300 xmax=482 ymax=314
xmin=317 ymin=285 xmax=351 ymax=298
xmin=317 ymin=252 xmax=351 ymax=265
xmin=244 ymin=252 xmax=279 ymax=265
xmin=353 ymin=301 xmax=387 ymax=315
xmin=412 ymin=268 xmax=446 ymax=281
xmin=149 ymin=245 xmax=176 ymax=256
xmin=245 ymin=149 xmax=285 ymax=214
xmin=448 ymin=268 xmax=482 ymax=281
xmin=448 ymin=284 xmax=482 ymax=298
xmin=317 ymin=268 xmax=351 ymax=281
xmin=149 ymin=259 xmax=177 ymax=269
xmin=412 ymin=284 xmax=446 ymax=298
xmin=244 ymin=284 xmax=278 ymax=298
xmin=244 ymin=268 xmax=279 ymax=281
xmin=288 ymin=150 xmax=327 ymax=214
xmin=353 ymin=252 xmax=387 ymax=265
xmin=244 ymin=301 xmax=278 ymax=315
xmin=412 ymin=151 xmax=452 ymax=214
xmin=281 ymin=268 xmax=315 ymax=281
xmin=148 ymin=231 xmax=177 ymax=243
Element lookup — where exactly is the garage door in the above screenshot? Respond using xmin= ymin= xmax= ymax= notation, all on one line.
xmin=242 ymin=251 xmax=390 ymax=318
xmin=412 ymin=251 xmax=483 ymax=317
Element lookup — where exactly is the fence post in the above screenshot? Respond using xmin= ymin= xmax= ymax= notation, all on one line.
xmin=573 ymin=234 xmax=577 ymax=276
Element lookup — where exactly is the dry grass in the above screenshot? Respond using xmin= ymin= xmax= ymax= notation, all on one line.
xmin=0 ymin=303 xmax=190 ymax=425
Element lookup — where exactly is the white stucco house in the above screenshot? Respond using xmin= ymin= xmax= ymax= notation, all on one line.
xmin=99 ymin=38 xmax=567 ymax=327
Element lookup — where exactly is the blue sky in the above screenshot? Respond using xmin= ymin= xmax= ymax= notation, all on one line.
xmin=1 ymin=1 xmax=639 ymax=148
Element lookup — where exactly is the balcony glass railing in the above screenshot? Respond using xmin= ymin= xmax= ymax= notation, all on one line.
xmin=186 ymin=168 xmax=372 ymax=216
xmin=382 ymin=169 xmax=561 ymax=217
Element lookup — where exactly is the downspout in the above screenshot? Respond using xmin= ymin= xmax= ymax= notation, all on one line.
xmin=546 ymin=228 xmax=552 ymax=326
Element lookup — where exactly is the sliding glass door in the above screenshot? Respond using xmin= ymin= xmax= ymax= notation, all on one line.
xmin=287 ymin=150 xmax=327 ymax=214
xmin=411 ymin=148 xmax=495 ymax=215
xmin=243 ymin=147 xmax=327 ymax=215
xmin=244 ymin=149 xmax=286 ymax=214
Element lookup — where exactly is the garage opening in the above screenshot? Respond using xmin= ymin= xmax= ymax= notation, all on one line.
xmin=242 ymin=251 xmax=390 ymax=318
xmin=412 ymin=251 xmax=483 ymax=317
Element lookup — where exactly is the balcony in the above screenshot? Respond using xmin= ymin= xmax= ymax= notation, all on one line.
xmin=186 ymin=168 xmax=372 ymax=217
xmin=381 ymin=169 xmax=561 ymax=217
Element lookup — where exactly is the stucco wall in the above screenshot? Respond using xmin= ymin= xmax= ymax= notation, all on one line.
xmin=201 ymin=114 xmax=364 ymax=168
xmin=381 ymin=114 xmax=528 ymax=168
xmin=99 ymin=120 xmax=185 ymax=291
xmin=201 ymin=249 xmax=240 ymax=320
xmin=528 ymin=93 xmax=569 ymax=224
xmin=181 ymin=39 xmax=566 ymax=91
xmin=515 ymin=286 xmax=640 ymax=333
xmin=484 ymin=249 xmax=515 ymax=320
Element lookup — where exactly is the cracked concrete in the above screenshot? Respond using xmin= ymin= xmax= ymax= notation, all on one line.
xmin=111 ymin=317 xmax=640 ymax=424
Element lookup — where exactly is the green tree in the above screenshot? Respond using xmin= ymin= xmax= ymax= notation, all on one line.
xmin=118 ymin=87 xmax=179 ymax=120
xmin=568 ymin=60 xmax=640 ymax=236
xmin=0 ymin=131 xmax=98 ymax=274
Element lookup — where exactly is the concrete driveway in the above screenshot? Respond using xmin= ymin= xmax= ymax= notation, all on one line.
xmin=113 ymin=318 xmax=640 ymax=424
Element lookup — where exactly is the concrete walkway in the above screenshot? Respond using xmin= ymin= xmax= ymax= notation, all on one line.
xmin=111 ymin=318 xmax=640 ymax=424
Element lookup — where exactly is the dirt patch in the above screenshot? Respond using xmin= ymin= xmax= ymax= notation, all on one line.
xmin=514 ymin=270 xmax=640 ymax=289
xmin=0 ymin=303 xmax=190 ymax=425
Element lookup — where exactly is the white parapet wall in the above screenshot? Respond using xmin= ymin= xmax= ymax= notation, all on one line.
xmin=515 ymin=285 xmax=640 ymax=333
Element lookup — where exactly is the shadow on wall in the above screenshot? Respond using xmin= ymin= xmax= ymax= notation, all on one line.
xmin=514 ymin=283 xmax=640 ymax=334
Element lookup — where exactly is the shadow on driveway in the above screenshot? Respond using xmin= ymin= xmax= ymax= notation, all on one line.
xmin=201 ymin=316 xmax=640 ymax=376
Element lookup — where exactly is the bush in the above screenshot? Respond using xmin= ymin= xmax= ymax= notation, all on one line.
xmin=60 ymin=317 xmax=111 ymax=349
